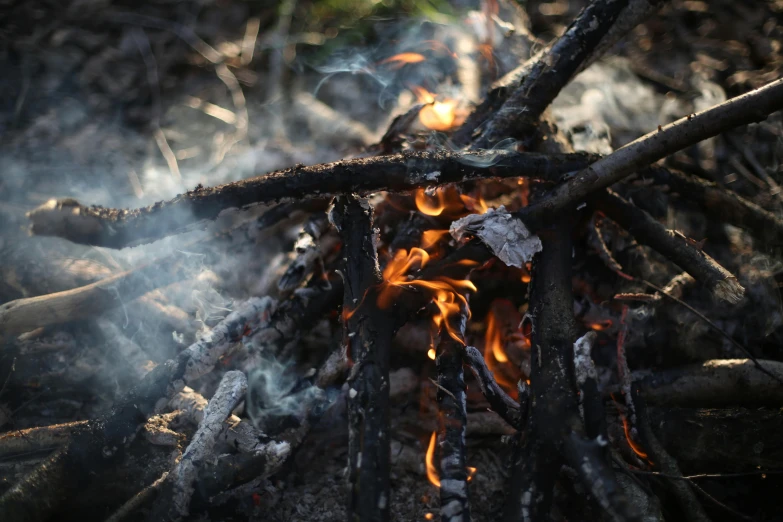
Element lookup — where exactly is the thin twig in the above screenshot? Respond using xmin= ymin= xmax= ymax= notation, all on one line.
xmin=516 ymin=78 xmax=783 ymax=229
xmin=635 ymin=279 xmax=783 ymax=385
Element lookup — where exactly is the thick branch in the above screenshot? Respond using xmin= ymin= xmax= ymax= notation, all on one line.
xmin=631 ymin=359 xmax=783 ymax=406
xmin=472 ymin=0 xmax=630 ymax=148
xmin=0 ymin=421 xmax=88 ymax=459
xmin=504 ymin=219 xmax=579 ymax=521
xmin=456 ymin=0 xmax=664 ymax=148
xmin=594 ymin=189 xmax=744 ymax=303
xmin=517 ymin=78 xmax=783 ymax=229
xmin=333 ymin=195 xmax=392 ymax=522
xmin=27 ymin=151 xmax=591 ymax=248
xmin=0 ymin=258 xmax=188 ymax=337
xmin=562 ymin=433 xmax=640 ymax=522
xmin=573 ymin=332 xmax=606 ymax=440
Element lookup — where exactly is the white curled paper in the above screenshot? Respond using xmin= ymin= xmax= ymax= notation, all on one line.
xmin=449 ymin=206 xmax=542 ymax=268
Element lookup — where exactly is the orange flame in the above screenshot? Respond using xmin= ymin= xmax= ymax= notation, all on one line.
xmin=422 ymin=40 xmax=458 ymax=58
xmin=410 ymin=86 xmax=464 ymax=131
xmin=425 ymin=432 xmax=479 ymax=488
xmin=427 ymin=347 xmax=436 ymax=360
xmin=377 ymin=248 xmax=475 ymax=344
xmin=414 ymin=187 xmax=488 ymax=219
xmin=380 ymin=52 xmax=426 ymax=69
xmin=485 ymin=309 xmax=508 ymax=363
xmin=424 ymin=514 xmax=434 ymax=521
xmin=459 ymin=193 xmax=488 ymax=214
xmin=419 ymin=101 xmax=461 ymax=131
xmin=482 ymin=302 xmax=529 ymax=398
xmin=415 ymin=189 xmax=448 ymax=216
xmin=426 ymin=431 xmax=440 ymax=487
xmin=421 ymin=229 xmax=450 ymax=250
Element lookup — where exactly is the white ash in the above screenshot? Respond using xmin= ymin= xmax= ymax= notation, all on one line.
xmin=170 ymin=370 xmax=248 ymax=518
xmin=168 ymin=387 xmax=209 ymax=425
xmin=573 ymin=331 xmax=598 ymax=387
xmin=449 ymin=206 xmax=542 ymax=268
xmin=143 ymin=412 xmax=185 ymax=447
xmin=183 ymin=296 xmax=276 ymax=382
xmin=169 ymin=386 xmax=268 ymax=454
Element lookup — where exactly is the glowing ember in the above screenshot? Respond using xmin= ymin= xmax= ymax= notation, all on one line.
xmin=426 ymin=431 xmax=441 ymax=487
xmin=380 ymin=52 xmax=426 ymax=69
xmin=467 ymin=466 xmax=477 ymax=482
xmin=427 ymin=347 xmax=436 ymax=360
xmin=621 ymin=415 xmax=649 ymax=460
xmin=590 ymin=319 xmax=613 ymax=331
xmin=424 ymin=514 xmax=434 ymax=521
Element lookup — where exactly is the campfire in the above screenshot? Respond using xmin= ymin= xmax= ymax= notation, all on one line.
xmin=2 ymin=0 xmax=783 ymax=521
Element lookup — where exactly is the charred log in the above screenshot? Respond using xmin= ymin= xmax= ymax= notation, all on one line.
xmin=27 ymin=151 xmax=591 ymax=248
xmin=436 ymin=307 xmax=470 ymax=522
xmin=332 ymin=195 xmax=393 ymax=522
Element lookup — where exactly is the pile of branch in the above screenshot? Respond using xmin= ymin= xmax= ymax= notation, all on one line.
xmin=2 ymin=0 xmax=783 ymax=521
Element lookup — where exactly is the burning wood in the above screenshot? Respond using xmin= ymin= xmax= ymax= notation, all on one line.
xmin=3 ymin=0 xmax=783 ymax=520
xmin=435 ymin=305 xmax=470 ymax=522
xmin=333 ymin=195 xmax=393 ymax=522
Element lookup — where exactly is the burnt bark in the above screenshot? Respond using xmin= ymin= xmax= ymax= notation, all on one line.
xmin=27 ymin=151 xmax=591 ymax=248
xmin=472 ymin=0 xmax=631 ymax=149
xmin=436 ymin=309 xmax=470 ymax=522
xmin=332 ymin=195 xmax=392 ymax=522
xmin=504 ymin=219 xmax=580 ymax=522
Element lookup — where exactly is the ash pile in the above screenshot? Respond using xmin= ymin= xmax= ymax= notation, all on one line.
xmin=1 ymin=1 xmax=783 ymax=521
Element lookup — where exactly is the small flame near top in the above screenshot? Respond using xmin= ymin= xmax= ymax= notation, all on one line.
xmin=410 ymin=86 xmax=466 ymax=132
xmin=380 ymin=52 xmax=427 ymax=69
xmin=413 ymin=186 xmax=489 ymax=220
